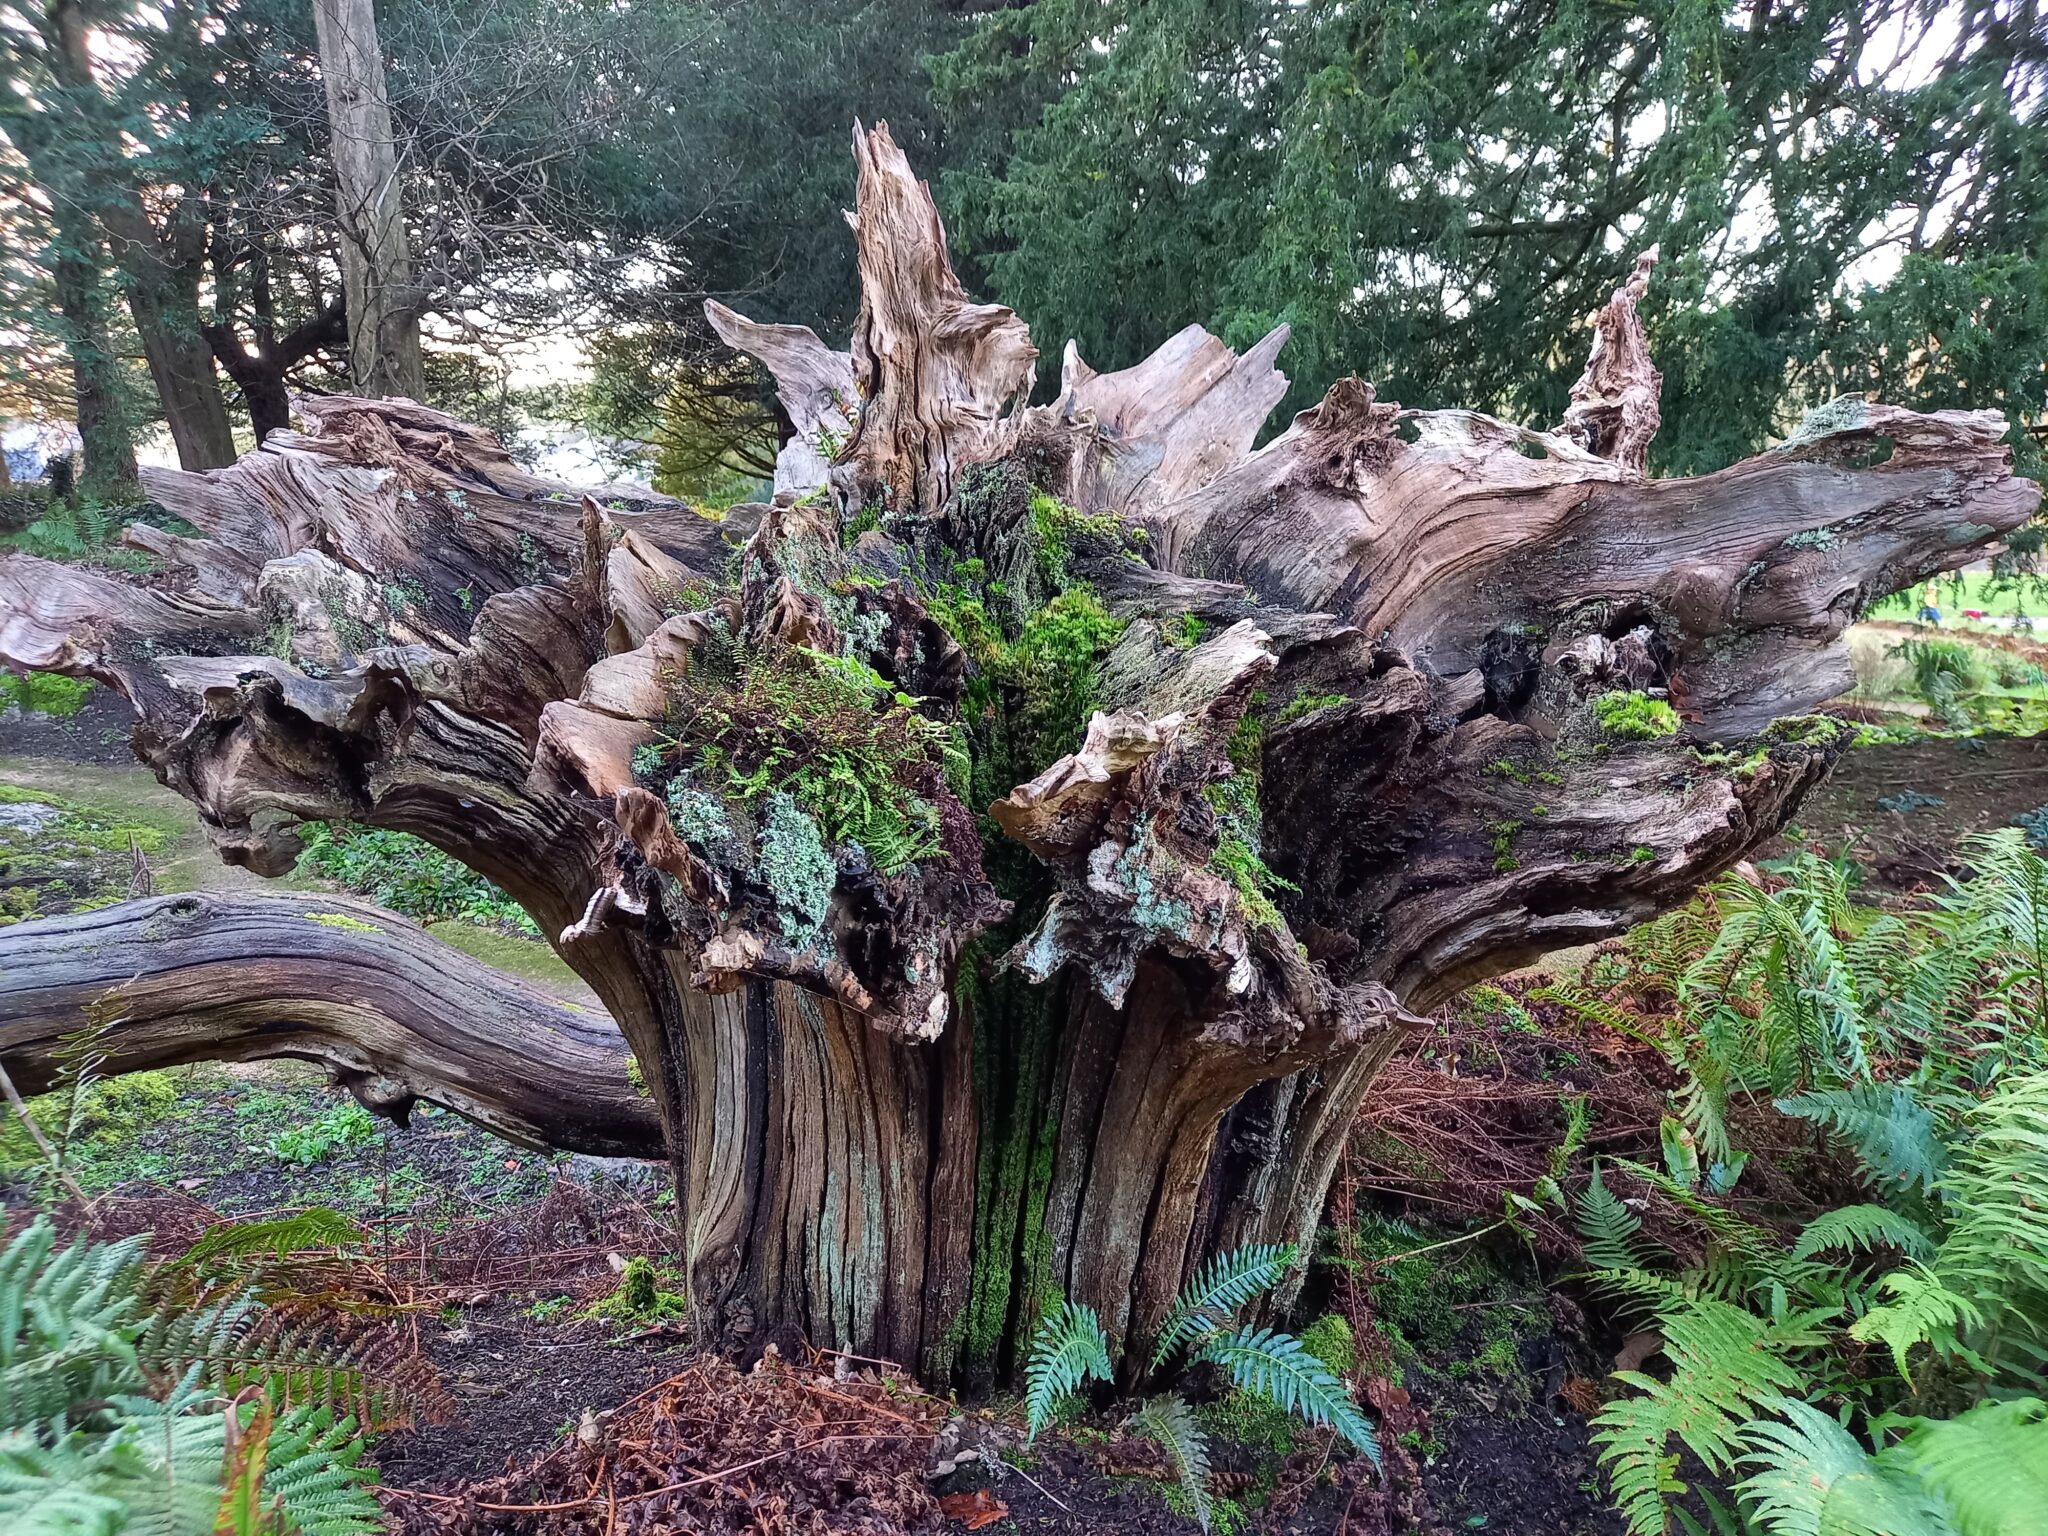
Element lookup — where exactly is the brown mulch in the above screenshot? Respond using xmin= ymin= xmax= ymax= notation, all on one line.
xmin=382 ymin=1351 xmax=951 ymax=1536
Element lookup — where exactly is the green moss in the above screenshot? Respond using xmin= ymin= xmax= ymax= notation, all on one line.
xmin=304 ymin=911 xmax=380 ymax=934
xmin=1628 ymin=845 xmax=1656 ymax=864
xmin=1759 ymin=714 xmax=1847 ymax=751
xmin=1028 ymin=489 xmax=1127 ymax=591
xmin=1166 ymin=610 xmax=1207 ymax=650
xmin=1274 ymin=692 xmax=1346 ymax=727
xmin=957 ymin=954 xmax=1067 ymax=1384
xmin=581 ymin=1255 xmax=688 ymax=1326
xmin=1592 ymin=690 xmax=1680 ymax=741
xmin=1299 ymin=1313 xmax=1356 ymax=1376
xmin=1 ymin=1070 xmax=188 ymax=1192
xmin=1488 ymin=818 xmax=1525 ymax=872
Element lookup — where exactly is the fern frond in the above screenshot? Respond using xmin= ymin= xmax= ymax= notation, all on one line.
xmin=182 ymin=1210 xmax=366 ymax=1270
xmin=0 ymin=1220 xmax=147 ymax=1430
xmin=1775 ymin=1085 xmax=1948 ymax=1198
xmin=1735 ymin=1396 xmax=1944 ymax=1536
xmin=1023 ymin=1301 xmax=1110 ymax=1442
xmin=1790 ymin=1204 xmax=1936 ymax=1264
xmin=1592 ymin=1296 xmax=1807 ymax=1536
xmin=1151 ymin=1243 xmax=1296 ymax=1367
xmin=259 ymin=1406 xmax=383 ymax=1536
xmin=1131 ymin=1395 xmax=1212 ymax=1533
xmin=1194 ymin=1326 xmax=1378 ymax=1460
xmin=1577 ymin=1163 xmax=1647 ymax=1272
xmin=139 ymin=1292 xmax=447 ymax=1431
xmin=1848 ymin=1266 xmax=1985 ymax=1383
xmin=1886 ymin=1394 xmax=2048 ymax=1534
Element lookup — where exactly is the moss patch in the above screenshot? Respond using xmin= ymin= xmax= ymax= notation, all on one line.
xmin=1592 ymin=690 xmax=1680 ymax=741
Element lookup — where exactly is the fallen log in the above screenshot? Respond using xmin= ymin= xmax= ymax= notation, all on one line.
xmin=0 ymin=892 xmax=659 ymax=1159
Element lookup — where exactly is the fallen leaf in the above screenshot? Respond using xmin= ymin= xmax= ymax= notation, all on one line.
xmin=939 ymin=1489 xmax=1008 ymax=1529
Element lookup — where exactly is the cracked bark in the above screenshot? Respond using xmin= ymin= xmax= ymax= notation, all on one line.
xmin=0 ymin=120 xmax=2034 ymax=1388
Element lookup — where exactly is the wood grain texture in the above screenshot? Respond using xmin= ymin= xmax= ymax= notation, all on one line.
xmin=0 ymin=117 xmax=2037 ymax=1382
xmin=0 ymin=892 xmax=658 ymax=1157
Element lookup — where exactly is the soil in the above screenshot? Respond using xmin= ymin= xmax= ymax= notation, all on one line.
xmin=377 ymin=1313 xmax=691 ymax=1488
xmin=1761 ymin=728 xmax=2048 ymax=893
xmin=0 ymin=677 xmax=141 ymax=766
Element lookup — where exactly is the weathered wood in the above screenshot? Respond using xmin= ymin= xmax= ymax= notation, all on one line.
xmin=704 ymin=301 xmax=854 ymax=497
xmin=0 ymin=893 xmax=658 ymax=1158
xmin=843 ymin=121 xmax=1038 ymax=517
xmin=1 ymin=117 xmax=2037 ymax=1390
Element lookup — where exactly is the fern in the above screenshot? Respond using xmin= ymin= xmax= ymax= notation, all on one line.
xmin=1023 ymin=1301 xmax=1111 ymax=1441
xmin=1151 ymin=1242 xmax=1295 ymax=1367
xmin=1890 ymin=1394 xmax=2048 ymax=1534
xmin=1194 ymin=1326 xmax=1379 ymax=1461
xmin=181 ymin=1211 xmax=365 ymax=1270
xmin=1791 ymin=1204 xmax=1936 ymax=1264
xmin=1130 ymin=1395 xmax=1213 ymax=1532
xmin=1 ymin=1218 xmax=386 ymax=1536
xmin=1735 ymin=1396 xmax=1945 ymax=1536
xmin=1576 ymin=1162 xmax=1647 ymax=1272
xmin=1592 ymin=1297 xmax=1808 ymax=1536
xmin=1776 ymin=1084 xmax=1949 ymax=1198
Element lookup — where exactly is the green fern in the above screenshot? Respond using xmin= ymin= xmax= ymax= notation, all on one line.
xmin=1790 ymin=1204 xmax=1936 ymax=1264
xmin=1577 ymin=1162 xmax=1647 ymax=1272
xmin=1151 ymin=1242 xmax=1296 ymax=1367
xmin=1194 ymin=1326 xmax=1379 ymax=1460
xmin=1130 ymin=1395 xmax=1213 ymax=1532
xmin=1 ymin=1218 xmax=387 ymax=1536
xmin=1592 ymin=1297 xmax=1808 ymax=1536
xmin=1023 ymin=1300 xmax=1111 ymax=1441
xmin=1891 ymin=1394 xmax=2048 ymax=1534
xmin=1736 ymin=1396 xmax=1945 ymax=1536
xmin=1776 ymin=1085 xmax=1948 ymax=1197
xmin=181 ymin=1210 xmax=365 ymax=1270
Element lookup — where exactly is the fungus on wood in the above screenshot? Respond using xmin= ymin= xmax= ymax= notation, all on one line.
xmin=0 ymin=120 xmax=2034 ymax=1387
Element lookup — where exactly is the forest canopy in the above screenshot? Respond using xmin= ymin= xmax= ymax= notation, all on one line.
xmin=1 ymin=0 xmax=2040 ymax=496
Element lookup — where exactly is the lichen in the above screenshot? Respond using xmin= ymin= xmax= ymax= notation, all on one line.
xmin=757 ymin=792 xmax=834 ymax=944
xmin=304 ymin=911 xmax=380 ymax=933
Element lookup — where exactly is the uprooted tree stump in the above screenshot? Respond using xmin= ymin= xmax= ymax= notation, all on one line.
xmin=0 ymin=121 xmax=2035 ymax=1391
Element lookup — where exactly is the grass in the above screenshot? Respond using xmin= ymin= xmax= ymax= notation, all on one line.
xmin=1 ymin=1059 xmax=583 ymax=1221
xmin=1 ymin=670 xmax=92 ymax=718
xmin=0 ymin=782 xmax=180 ymax=925
xmin=297 ymin=822 xmax=539 ymax=935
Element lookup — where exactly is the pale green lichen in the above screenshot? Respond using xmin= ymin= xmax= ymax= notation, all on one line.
xmin=304 ymin=911 xmax=379 ymax=933
xmin=758 ymin=792 xmax=834 ymax=944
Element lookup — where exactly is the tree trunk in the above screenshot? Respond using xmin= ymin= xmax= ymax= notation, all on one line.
xmin=46 ymin=0 xmax=237 ymax=472
xmin=312 ymin=0 xmax=426 ymax=401
xmin=0 ymin=123 xmax=2035 ymax=1394
xmin=49 ymin=227 xmax=140 ymax=501
xmin=205 ymin=297 xmax=348 ymax=443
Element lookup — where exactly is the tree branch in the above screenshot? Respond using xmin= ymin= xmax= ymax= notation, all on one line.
xmin=0 ymin=892 xmax=660 ymax=1159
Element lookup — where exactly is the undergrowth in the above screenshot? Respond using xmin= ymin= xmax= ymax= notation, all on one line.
xmin=296 ymin=823 xmax=537 ymax=935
